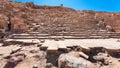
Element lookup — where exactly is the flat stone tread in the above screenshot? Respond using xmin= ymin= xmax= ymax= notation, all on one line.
xmin=41 ymin=40 xmax=51 ymax=48
xmin=57 ymin=41 xmax=67 ymax=49
xmin=5 ymin=39 xmax=120 ymax=52
xmin=42 ymin=39 xmax=120 ymax=51
xmin=47 ymin=41 xmax=58 ymax=50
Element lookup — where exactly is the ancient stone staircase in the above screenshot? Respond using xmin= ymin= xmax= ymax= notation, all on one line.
xmin=11 ymin=30 xmax=120 ymax=39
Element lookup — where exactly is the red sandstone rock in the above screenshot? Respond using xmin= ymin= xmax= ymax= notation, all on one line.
xmin=4 ymin=52 xmax=26 ymax=68
xmin=0 ymin=15 xmax=7 ymax=29
xmin=10 ymin=17 xmax=28 ymax=32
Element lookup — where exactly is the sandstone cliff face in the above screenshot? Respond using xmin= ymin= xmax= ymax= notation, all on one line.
xmin=0 ymin=1 xmax=120 ymax=33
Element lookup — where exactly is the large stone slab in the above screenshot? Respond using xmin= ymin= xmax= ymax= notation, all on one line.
xmin=57 ymin=41 xmax=67 ymax=50
xmin=47 ymin=41 xmax=58 ymax=53
xmin=42 ymin=39 xmax=120 ymax=52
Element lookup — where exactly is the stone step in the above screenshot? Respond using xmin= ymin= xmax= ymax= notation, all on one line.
xmin=12 ymin=33 xmax=120 ymax=36
xmin=40 ymin=41 xmax=59 ymax=53
xmin=109 ymin=36 xmax=120 ymax=38
xmin=11 ymin=32 xmax=120 ymax=39
xmin=47 ymin=42 xmax=58 ymax=53
xmin=11 ymin=36 xmax=106 ymax=39
xmin=39 ymin=39 xmax=120 ymax=54
xmin=40 ymin=41 xmax=49 ymax=50
xmin=12 ymin=33 xmax=120 ymax=37
xmin=57 ymin=41 xmax=67 ymax=50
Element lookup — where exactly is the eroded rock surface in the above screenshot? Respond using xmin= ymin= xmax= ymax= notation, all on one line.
xmin=0 ymin=0 xmax=120 ymax=35
xmin=58 ymin=51 xmax=96 ymax=68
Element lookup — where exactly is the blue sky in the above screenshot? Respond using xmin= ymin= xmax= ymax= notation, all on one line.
xmin=13 ymin=0 xmax=120 ymax=12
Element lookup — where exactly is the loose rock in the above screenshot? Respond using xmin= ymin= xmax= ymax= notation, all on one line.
xmin=58 ymin=52 xmax=96 ymax=68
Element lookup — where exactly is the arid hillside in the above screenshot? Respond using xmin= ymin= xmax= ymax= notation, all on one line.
xmin=0 ymin=1 xmax=120 ymax=34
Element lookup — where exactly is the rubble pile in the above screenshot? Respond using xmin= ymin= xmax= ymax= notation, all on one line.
xmin=0 ymin=39 xmax=120 ymax=68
